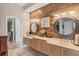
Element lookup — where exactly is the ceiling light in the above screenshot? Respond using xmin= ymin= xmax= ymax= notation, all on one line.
xmin=61 ymin=12 xmax=66 ymax=15
xmin=69 ymin=11 xmax=75 ymax=13
xmin=54 ymin=14 xmax=59 ymax=17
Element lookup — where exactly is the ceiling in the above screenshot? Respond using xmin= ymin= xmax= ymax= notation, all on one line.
xmin=16 ymin=3 xmax=26 ymax=6
xmin=30 ymin=3 xmax=79 ymax=18
xmin=16 ymin=3 xmax=36 ymax=10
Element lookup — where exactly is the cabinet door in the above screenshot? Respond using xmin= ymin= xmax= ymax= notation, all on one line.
xmin=47 ymin=43 xmax=60 ymax=56
xmin=0 ymin=37 xmax=7 ymax=55
xmin=61 ymin=47 xmax=79 ymax=56
xmin=36 ymin=39 xmax=47 ymax=54
xmin=31 ymin=38 xmax=37 ymax=50
xmin=31 ymin=38 xmax=47 ymax=54
xmin=26 ymin=38 xmax=32 ymax=47
xmin=36 ymin=39 xmax=42 ymax=51
xmin=40 ymin=40 xmax=47 ymax=54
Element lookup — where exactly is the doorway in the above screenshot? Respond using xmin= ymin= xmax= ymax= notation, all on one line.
xmin=6 ymin=16 xmax=21 ymax=48
xmin=7 ymin=18 xmax=15 ymax=43
xmin=6 ymin=17 xmax=16 ymax=49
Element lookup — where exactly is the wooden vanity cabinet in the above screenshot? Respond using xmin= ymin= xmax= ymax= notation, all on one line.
xmin=26 ymin=38 xmax=61 ymax=55
xmin=26 ymin=38 xmax=37 ymax=49
xmin=26 ymin=38 xmax=32 ymax=47
xmin=26 ymin=37 xmax=79 ymax=56
xmin=36 ymin=39 xmax=47 ymax=54
xmin=47 ymin=43 xmax=61 ymax=56
xmin=47 ymin=44 xmax=79 ymax=56
xmin=61 ymin=47 xmax=79 ymax=56
xmin=31 ymin=38 xmax=47 ymax=54
xmin=31 ymin=38 xmax=38 ymax=50
xmin=41 ymin=40 xmax=47 ymax=54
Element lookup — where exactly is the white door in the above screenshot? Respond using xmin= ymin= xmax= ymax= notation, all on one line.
xmin=15 ymin=18 xmax=20 ymax=43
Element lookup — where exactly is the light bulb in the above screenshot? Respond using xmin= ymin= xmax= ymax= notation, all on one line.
xmin=69 ymin=11 xmax=75 ymax=14
xmin=54 ymin=14 xmax=59 ymax=17
xmin=61 ymin=12 xmax=66 ymax=15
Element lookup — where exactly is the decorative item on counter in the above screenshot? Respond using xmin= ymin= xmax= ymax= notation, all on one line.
xmin=39 ymin=29 xmax=46 ymax=36
xmin=46 ymin=33 xmax=53 ymax=37
xmin=40 ymin=29 xmax=45 ymax=34
xmin=74 ymin=34 xmax=79 ymax=46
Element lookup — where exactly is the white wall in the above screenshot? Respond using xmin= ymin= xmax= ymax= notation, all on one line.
xmin=0 ymin=3 xmax=24 ymax=47
xmin=20 ymin=11 xmax=30 ymax=47
xmin=0 ymin=3 xmax=23 ymax=35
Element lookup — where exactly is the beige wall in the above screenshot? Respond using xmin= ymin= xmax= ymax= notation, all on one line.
xmin=0 ymin=3 xmax=23 ymax=35
xmin=0 ymin=3 xmax=24 ymax=47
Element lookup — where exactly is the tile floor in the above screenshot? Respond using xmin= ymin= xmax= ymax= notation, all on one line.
xmin=8 ymin=42 xmax=46 ymax=56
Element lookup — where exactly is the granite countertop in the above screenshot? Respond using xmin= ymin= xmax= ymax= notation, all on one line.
xmin=24 ymin=35 xmax=79 ymax=51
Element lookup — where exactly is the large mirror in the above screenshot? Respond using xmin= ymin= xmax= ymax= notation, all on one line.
xmin=55 ymin=17 xmax=78 ymax=38
xmin=31 ymin=22 xmax=39 ymax=33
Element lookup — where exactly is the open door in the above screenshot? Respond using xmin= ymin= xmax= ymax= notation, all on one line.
xmin=15 ymin=18 xmax=21 ymax=46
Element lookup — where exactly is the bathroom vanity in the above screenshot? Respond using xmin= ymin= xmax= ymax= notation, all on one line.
xmin=24 ymin=16 xmax=79 ymax=56
xmin=24 ymin=35 xmax=79 ymax=56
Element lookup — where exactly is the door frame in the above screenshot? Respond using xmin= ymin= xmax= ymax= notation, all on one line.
xmin=6 ymin=16 xmax=17 ymax=43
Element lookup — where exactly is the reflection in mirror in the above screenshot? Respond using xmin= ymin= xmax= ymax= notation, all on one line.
xmin=31 ymin=22 xmax=39 ymax=33
xmin=55 ymin=17 xmax=78 ymax=38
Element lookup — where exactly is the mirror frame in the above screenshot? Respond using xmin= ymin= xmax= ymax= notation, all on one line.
xmin=30 ymin=22 xmax=39 ymax=34
xmin=54 ymin=17 xmax=79 ymax=38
